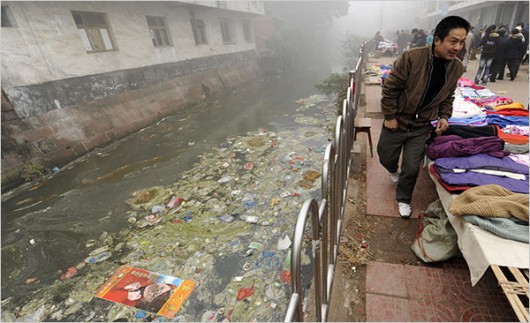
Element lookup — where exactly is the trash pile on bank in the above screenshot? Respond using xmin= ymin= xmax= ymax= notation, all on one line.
xmin=1 ymin=94 xmax=337 ymax=322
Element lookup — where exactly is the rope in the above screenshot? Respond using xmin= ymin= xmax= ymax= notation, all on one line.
xmin=415 ymin=212 xmax=435 ymax=262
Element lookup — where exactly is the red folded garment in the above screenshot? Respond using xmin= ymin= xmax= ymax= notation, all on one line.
xmin=429 ymin=164 xmax=473 ymax=193
xmin=496 ymin=126 xmax=529 ymax=145
xmin=486 ymin=108 xmax=529 ymax=117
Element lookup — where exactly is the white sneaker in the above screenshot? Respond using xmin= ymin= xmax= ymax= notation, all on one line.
xmin=390 ymin=171 xmax=399 ymax=183
xmin=398 ymin=202 xmax=412 ymax=218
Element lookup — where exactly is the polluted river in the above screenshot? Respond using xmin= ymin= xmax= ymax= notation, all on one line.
xmin=1 ymin=67 xmax=338 ymax=322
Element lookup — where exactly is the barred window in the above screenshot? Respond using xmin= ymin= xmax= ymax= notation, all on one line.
xmin=1 ymin=6 xmax=16 ymax=27
xmin=220 ymin=19 xmax=235 ymax=44
xmin=146 ymin=16 xmax=171 ymax=47
xmin=191 ymin=18 xmax=207 ymax=45
xmin=242 ymin=20 xmax=252 ymax=42
xmin=72 ymin=11 xmax=116 ymax=52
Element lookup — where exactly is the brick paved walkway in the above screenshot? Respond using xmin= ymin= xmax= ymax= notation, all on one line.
xmin=361 ymin=55 xmax=524 ymax=322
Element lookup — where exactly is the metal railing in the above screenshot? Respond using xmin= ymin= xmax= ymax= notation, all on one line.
xmin=285 ymin=40 xmax=368 ymax=322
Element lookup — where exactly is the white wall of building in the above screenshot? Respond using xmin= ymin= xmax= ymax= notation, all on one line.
xmin=1 ymin=1 xmax=259 ymax=87
xmin=178 ymin=0 xmax=265 ymax=15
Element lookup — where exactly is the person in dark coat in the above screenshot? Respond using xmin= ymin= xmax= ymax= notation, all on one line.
xmin=378 ymin=16 xmax=470 ymax=218
xmin=489 ymin=25 xmax=508 ymax=82
xmin=374 ymin=31 xmax=384 ymax=51
xmin=506 ymin=28 xmax=525 ymax=81
xmin=474 ymin=25 xmax=499 ymax=85
xmin=516 ymin=22 xmax=529 ymax=63
xmin=409 ymin=28 xmax=419 ymax=48
xmin=397 ymin=30 xmax=408 ymax=55
xmin=414 ymin=29 xmax=427 ymax=47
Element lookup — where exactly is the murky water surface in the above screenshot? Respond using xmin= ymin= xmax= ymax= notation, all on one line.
xmin=1 ymin=68 xmax=336 ymax=322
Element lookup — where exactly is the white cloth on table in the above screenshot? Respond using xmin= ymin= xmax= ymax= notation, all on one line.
xmin=429 ymin=164 xmax=529 ymax=286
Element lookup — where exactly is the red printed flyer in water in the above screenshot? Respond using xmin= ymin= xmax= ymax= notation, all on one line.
xmin=95 ymin=265 xmax=195 ymax=318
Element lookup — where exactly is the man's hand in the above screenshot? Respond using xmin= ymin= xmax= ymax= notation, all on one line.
xmin=383 ymin=119 xmax=398 ymax=131
xmin=435 ymin=118 xmax=449 ymax=135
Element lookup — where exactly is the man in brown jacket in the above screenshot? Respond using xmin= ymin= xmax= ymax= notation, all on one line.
xmin=377 ymin=16 xmax=470 ymax=218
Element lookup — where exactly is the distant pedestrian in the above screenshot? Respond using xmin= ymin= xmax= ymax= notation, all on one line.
xmin=474 ymin=24 xmax=499 ymax=85
xmin=506 ymin=28 xmax=525 ymax=81
xmin=515 ymin=23 xmax=529 ymax=64
xmin=415 ymin=29 xmax=427 ymax=47
xmin=489 ymin=26 xmax=508 ymax=82
xmin=397 ymin=30 xmax=408 ymax=55
xmin=409 ymin=28 xmax=419 ymax=49
xmin=521 ymin=24 xmax=530 ymax=64
xmin=374 ymin=31 xmax=384 ymax=51
xmin=426 ymin=29 xmax=434 ymax=46
xmin=469 ymin=26 xmax=481 ymax=60
xmin=462 ymin=28 xmax=474 ymax=71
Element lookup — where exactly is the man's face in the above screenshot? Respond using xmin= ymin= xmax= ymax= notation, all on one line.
xmin=433 ymin=28 xmax=467 ymax=60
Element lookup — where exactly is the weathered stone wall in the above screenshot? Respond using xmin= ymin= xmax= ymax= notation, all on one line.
xmin=1 ymin=51 xmax=260 ymax=188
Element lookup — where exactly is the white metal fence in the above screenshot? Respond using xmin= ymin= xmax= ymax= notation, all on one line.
xmin=284 ymin=40 xmax=368 ymax=322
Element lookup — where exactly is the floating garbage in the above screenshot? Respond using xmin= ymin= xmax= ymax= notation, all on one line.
xmin=60 ymin=267 xmax=77 ymax=281
xmin=243 ymin=216 xmax=259 ymax=224
xmin=89 ymin=246 xmax=109 ymax=256
xmin=135 ymin=311 xmax=146 ymax=319
xmin=280 ymin=270 xmax=291 ymax=284
xmin=277 ymin=235 xmax=292 ymax=250
xmin=1 ymin=92 xmax=337 ymax=322
xmin=269 ymin=198 xmax=281 ymax=208
xmin=248 ymin=242 xmax=262 ymax=249
xmin=218 ymin=176 xmax=232 ymax=183
xmin=219 ymin=214 xmax=235 ymax=223
xmin=280 ymin=191 xmax=291 ymax=198
xmin=84 ymin=252 xmax=112 ymax=264
xmin=243 ymin=201 xmax=255 ymax=208
xmin=151 ymin=205 xmax=164 ymax=213
xmin=243 ymin=162 xmax=254 ymax=170
xmin=166 ymin=195 xmax=184 ymax=208
xmin=236 ymin=286 xmax=254 ymax=301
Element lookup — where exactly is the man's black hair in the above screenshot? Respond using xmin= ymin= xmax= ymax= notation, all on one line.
xmin=433 ymin=16 xmax=471 ymax=41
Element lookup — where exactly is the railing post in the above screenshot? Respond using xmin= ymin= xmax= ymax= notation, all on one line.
xmin=284 ymin=199 xmax=321 ymax=322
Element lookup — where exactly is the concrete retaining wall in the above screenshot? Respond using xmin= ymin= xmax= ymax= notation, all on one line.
xmin=1 ymin=50 xmax=260 ymax=188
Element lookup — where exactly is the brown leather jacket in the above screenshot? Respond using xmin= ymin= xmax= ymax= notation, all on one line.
xmin=381 ymin=45 xmax=464 ymax=130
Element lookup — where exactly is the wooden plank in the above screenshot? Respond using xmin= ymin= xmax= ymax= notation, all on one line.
xmin=509 ymin=267 xmax=530 ymax=298
xmin=491 ymin=265 xmax=529 ymax=323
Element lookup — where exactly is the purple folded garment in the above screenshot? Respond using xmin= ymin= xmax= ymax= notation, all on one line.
xmin=427 ymin=135 xmax=508 ymax=159
xmin=435 ymin=153 xmax=529 ymax=174
xmin=435 ymin=166 xmax=529 ymax=193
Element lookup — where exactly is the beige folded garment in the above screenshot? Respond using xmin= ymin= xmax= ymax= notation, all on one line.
xmin=449 ymin=184 xmax=529 ymax=222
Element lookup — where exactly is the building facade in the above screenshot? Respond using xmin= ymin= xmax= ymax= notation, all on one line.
xmin=419 ymin=1 xmax=528 ymax=30
xmin=1 ymin=1 xmax=264 ymax=187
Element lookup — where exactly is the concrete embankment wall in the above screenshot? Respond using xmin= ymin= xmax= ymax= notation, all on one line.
xmin=1 ymin=50 xmax=260 ymax=188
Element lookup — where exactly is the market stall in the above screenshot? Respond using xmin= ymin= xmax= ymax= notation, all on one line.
xmin=425 ymin=77 xmax=529 ymax=321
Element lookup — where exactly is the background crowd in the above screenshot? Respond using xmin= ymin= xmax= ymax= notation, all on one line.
xmin=380 ymin=22 xmax=529 ymax=85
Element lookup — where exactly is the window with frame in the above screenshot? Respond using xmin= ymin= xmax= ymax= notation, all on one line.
xmin=242 ymin=20 xmax=252 ymax=42
xmin=220 ymin=19 xmax=235 ymax=43
xmin=191 ymin=18 xmax=207 ymax=45
xmin=146 ymin=16 xmax=171 ymax=47
xmin=1 ymin=6 xmax=16 ymax=27
xmin=72 ymin=11 xmax=116 ymax=52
